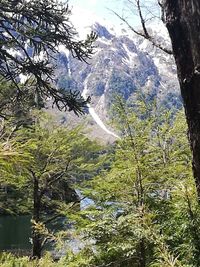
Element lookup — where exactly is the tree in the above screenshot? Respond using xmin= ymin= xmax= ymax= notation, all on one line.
xmin=0 ymin=0 xmax=97 ymax=115
xmin=62 ymin=98 xmax=200 ymax=267
xmin=113 ymin=0 xmax=200 ymax=200
xmin=161 ymin=0 xmax=200 ymax=200
xmin=0 ymin=111 xmax=102 ymax=258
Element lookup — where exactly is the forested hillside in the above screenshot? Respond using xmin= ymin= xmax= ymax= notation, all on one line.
xmin=54 ymin=21 xmax=181 ymax=142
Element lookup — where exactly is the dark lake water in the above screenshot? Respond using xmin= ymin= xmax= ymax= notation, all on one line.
xmin=0 ymin=215 xmax=32 ymax=251
xmin=0 ymin=195 xmax=93 ymax=252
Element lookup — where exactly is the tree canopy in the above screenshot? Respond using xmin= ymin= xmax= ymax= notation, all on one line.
xmin=0 ymin=0 xmax=97 ymax=115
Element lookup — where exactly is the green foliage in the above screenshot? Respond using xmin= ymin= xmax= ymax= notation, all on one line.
xmin=61 ymin=98 xmax=200 ymax=267
xmin=0 ymin=0 xmax=97 ymax=115
xmin=0 ymin=110 xmax=105 ymax=258
xmin=106 ymin=71 xmax=136 ymax=106
xmin=0 ymin=252 xmax=66 ymax=267
xmin=0 ymin=80 xmax=200 ymax=265
xmin=4 ymin=110 xmax=101 ymax=188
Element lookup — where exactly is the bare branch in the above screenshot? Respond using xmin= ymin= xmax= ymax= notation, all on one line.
xmin=136 ymin=0 xmax=150 ymax=38
xmin=110 ymin=2 xmax=172 ymax=55
xmin=158 ymin=0 xmax=165 ymax=22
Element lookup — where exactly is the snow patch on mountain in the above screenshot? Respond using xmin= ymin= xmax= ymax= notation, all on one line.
xmin=54 ymin=20 xmax=181 ymax=140
xmin=82 ymin=75 xmax=120 ymax=139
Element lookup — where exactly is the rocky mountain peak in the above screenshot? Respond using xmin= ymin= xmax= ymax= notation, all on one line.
xmin=92 ymin=22 xmax=114 ymax=40
xmin=54 ymin=21 xmax=181 ymax=141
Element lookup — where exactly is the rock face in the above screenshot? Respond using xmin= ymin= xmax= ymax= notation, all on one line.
xmin=54 ymin=22 xmax=181 ymax=140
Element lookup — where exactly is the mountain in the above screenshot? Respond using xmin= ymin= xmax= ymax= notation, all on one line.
xmin=53 ymin=22 xmax=181 ymax=142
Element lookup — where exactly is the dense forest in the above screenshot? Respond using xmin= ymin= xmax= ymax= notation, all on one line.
xmin=1 ymin=0 xmax=200 ymax=267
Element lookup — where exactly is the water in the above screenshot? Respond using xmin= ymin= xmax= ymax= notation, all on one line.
xmin=0 ymin=197 xmax=93 ymax=252
xmin=0 ymin=215 xmax=32 ymax=251
xmin=0 ymin=215 xmax=65 ymax=252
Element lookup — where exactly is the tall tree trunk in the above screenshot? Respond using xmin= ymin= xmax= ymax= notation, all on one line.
xmin=32 ymin=174 xmax=42 ymax=258
xmin=139 ymin=239 xmax=146 ymax=267
xmin=164 ymin=0 xmax=200 ymax=199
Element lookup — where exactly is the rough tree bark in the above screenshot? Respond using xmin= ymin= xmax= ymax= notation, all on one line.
xmin=115 ymin=0 xmax=200 ymax=199
xmin=163 ymin=0 xmax=200 ymax=199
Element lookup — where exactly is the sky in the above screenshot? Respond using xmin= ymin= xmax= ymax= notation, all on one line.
xmin=68 ymin=0 xmax=160 ymax=37
xmin=69 ymin=0 xmax=125 ymax=24
xmin=68 ymin=0 xmax=142 ymax=35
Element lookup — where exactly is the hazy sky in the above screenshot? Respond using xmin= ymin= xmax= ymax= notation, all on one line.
xmin=69 ymin=0 xmax=159 ymax=33
xmin=69 ymin=0 xmax=143 ymax=31
xmin=70 ymin=0 xmax=124 ymax=21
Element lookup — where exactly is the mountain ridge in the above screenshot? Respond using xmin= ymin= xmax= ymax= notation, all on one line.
xmin=54 ymin=21 xmax=181 ymax=141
